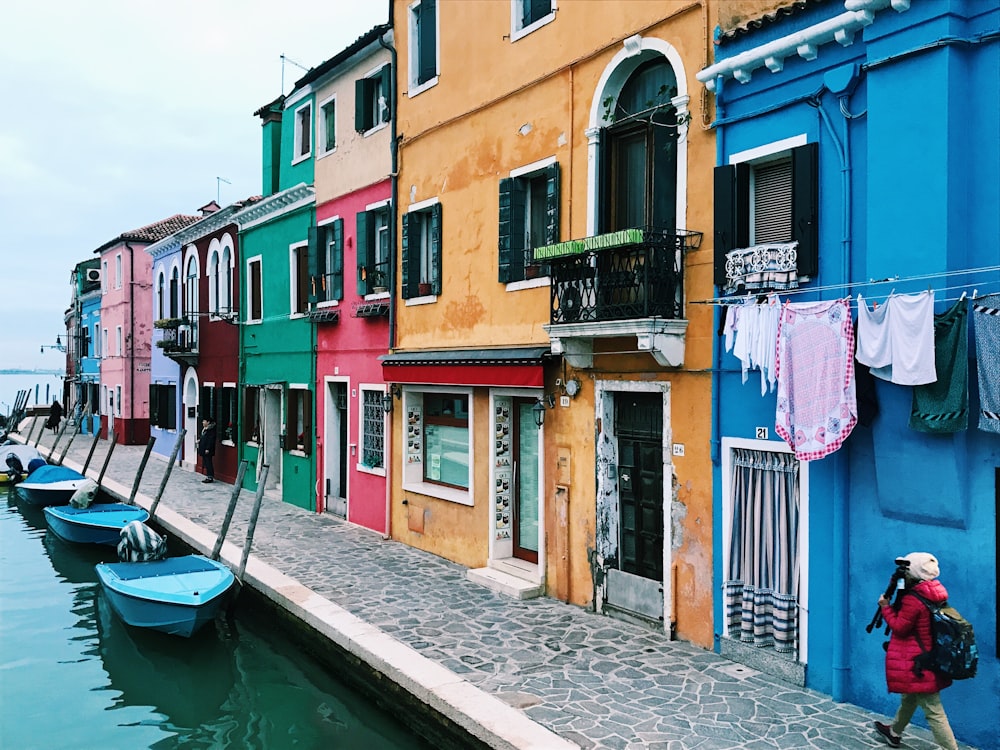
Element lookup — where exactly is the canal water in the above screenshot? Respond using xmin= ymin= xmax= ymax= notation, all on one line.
xmin=0 ymin=491 xmax=430 ymax=750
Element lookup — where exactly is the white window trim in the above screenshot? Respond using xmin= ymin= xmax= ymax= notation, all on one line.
xmin=116 ymin=326 xmax=123 ymax=357
xmin=317 ymin=93 xmax=337 ymax=158
xmin=401 ymin=385 xmax=474 ymax=506
xmin=207 ymin=238 xmax=221 ymax=315
xmin=292 ymin=101 xmax=313 ymax=165
xmin=505 ymin=156 xmax=557 ymax=291
xmin=102 ymin=328 xmax=108 ymax=358
xmin=288 ymin=241 xmax=309 ymax=319
xmin=357 ymin=384 xmax=388 ymax=476
xmin=115 ymin=253 xmax=123 ymax=289
xmin=407 ymin=0 xmax=439 ymax=98
xmin=729 ymin=134 xmax=807 ymax=166
xmin=115 ymin=385 xmax=122 ymax=417
xmin=286 ymin=383 xmax=310 ymax=456
xmin=510 ymin=0 xmax=556 ymax=43
xmin=360 ymin=64 xmax=390 ymax=137
xmin=219 ymin=233 xmax=235 ymax=316
xmin=155 ymin=267 xmax=166 ymax=319
xmin=246 ymin=255 xmax=264 ymax=324
xmin=720 ymin=436 xmax=810 ymax=665
xmin=315 ymin=216 xmax=342 ymax=309
xmin=102 ymin=261 xmax=108 ymax=294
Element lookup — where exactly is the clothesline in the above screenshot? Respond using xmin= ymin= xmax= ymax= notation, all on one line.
xmin=692 ymin=264 xmax=1000 ymax=305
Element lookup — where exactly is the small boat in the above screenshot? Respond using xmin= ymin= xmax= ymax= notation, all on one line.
xmin=44 ymin=503 xmax=150 ymax=545
xmin=96 ymin=555 xmax=236 ymax=637
xmin=15 ymin=465 xmax=87 ymax=506
xmin=1 ymin=444 xmax=44 ymax=484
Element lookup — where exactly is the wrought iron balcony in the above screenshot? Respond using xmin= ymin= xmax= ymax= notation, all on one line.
xmin=535 ymin=226 xmax=702 ymax=325
xmin=536 ymin=227 xmax=702 ymax=368
xmin=154 ymin=316 xmax=198 ymax=365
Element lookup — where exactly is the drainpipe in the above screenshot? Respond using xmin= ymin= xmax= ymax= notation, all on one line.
xmin=710 ymin=75 xmax=725 ymax=470
xmin=378 ymin=24 xmax=398 ymax=540
xmin=126 ymin=242 xmax=136 ymax=445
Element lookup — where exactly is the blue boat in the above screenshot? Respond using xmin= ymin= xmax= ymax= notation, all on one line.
xmin=95 ymin=555 xmax=236 ymax=637
xmin=15 ymin=465 xmax=88 ymax=506
xmin=44 ymin=503 xmax=150 ymax=545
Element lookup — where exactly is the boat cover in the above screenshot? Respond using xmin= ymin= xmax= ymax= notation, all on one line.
xmin=23 ymin=464 xmax=85 ymax=484
xmin=118 ymin=520 xmax=167 ymax=562
xmin=107 ymin=556 xmax=221 ymax=580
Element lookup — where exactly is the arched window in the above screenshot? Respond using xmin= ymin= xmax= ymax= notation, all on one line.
xmin=169 ymin=266 xmax=180 ymax=318
xmin=185 ymin=255 xmax=199 ymax=318
xmin=208 ymin=250 xmax=220 ymax=314
xmin=156 ymin=270 xmax=165 ymax=320
xmin=221 ymin=247 xmax=232 ymax=314
xmin=600 ymin=57 xmax=678 ymax=232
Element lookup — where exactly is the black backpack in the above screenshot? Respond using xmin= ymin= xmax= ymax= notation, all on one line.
xmin=908 ymin=591 xmax=978 ymax=680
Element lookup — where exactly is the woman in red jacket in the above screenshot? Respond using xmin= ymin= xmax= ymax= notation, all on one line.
xmin=874 ymin=552 xmax=958 ymax=750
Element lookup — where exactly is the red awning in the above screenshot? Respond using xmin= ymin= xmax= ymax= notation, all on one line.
xmin=380 ymin=347 xmax=550 ymax=388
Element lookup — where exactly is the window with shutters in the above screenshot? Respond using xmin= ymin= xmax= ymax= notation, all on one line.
xmin=247 ymin=257 xmax=263 ymax=323
xmin=498 ymin=160 xmax=559 ymax=284
xmin=401 ymin=199 xmax=441 ymax=300
xmin=200 ymin=384 xmax=218 ymax=426
xmin=408 ymin=0 xmax=438 ymax=95
xmin=511 ymin=0 xmax=555 ymax=41
xmin=293 ymin=102 xmax=312 ymax=163
xmin=356 ymin=202 xmax=391 ymax=296
xmin=309 ymin=219 xmax=344 ymax=306
xmin=149 ymin=383 xmax=177 ymax=430
xmin=354 ymin=66 xmax=390 ymax=134
xmin=286 ymin=387 xmax=312 ymax=454
xmin=243 ymin=386 xmax=261 ymax=444
xmin=169 ymin=266 xmax=180 ymax=318
xmin=318 ymin=95 xmax=337 ymax=155
xmin=290 ymin=242 xmax=309 ymax=316
xmin=713 ymin=139 xmax=818 ymax=291
xmin=220 ymin=386 xmax=237 ymax=443
xmin=156 ymin=270 xmax=165 ymax=319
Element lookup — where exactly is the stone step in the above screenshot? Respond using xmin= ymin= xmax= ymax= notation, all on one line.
xmin=466 ymin=566 xmax=544 ymax=600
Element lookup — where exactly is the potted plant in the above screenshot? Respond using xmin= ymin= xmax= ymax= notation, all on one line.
xmin=418 ymin=282 xmax=432 ymax=296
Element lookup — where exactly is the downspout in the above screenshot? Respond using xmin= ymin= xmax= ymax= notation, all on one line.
xmin=126 ymin=242 xmax=136 ymax=445
xmin=810 ymin=84 xmax=856 ymax=701
xmin=710 ymin=74 xmax=725 ymax=469
xmin=378 ymin=25 xmax=398 ymax=540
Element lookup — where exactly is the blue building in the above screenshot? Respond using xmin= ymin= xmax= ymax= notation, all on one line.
xmin=74 ymin=260 xmax=101 ymax=435
xmin=699 ymin=1 xmax=999 ymax=747
xmin=147 ymin=232 xmax=185 ymax=463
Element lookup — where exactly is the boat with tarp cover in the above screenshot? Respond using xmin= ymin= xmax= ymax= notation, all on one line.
xmin=15 ymin=465 xmax=87 ymax=506
xmin=44 ymin=503 xmax=150 ymax=545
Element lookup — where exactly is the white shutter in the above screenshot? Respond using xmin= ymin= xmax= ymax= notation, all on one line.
xmin=752 ymin=158 xmax=792 ymax=243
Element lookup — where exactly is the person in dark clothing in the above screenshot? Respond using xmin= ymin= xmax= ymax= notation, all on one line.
xmin=874 ymin=552 xmax=958 ymax=750
xmin=198 ymin=418 xmax=217 ymax=483
xmin=46 ymin=400 xmax=63 ymax=432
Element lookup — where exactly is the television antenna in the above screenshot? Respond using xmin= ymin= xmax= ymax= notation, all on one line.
xmin=216 ymin=176 xmax=231 ymax=203
xmin=280 ymin=54 xmax=309 ymax=93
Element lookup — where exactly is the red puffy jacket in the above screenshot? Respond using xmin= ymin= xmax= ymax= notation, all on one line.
xmin=881 ymin=579 xmax=953 ymax=694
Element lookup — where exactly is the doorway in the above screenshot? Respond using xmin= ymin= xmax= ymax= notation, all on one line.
xmin=324 ymin=380 xmax=348 ymax=517
xmin=183 ymin=370 xmax=199 ymax=467
xmin=512 ymin=398 xmax=540 ymax=563
xmin=260 ymin=385 xmax=282 ymax=489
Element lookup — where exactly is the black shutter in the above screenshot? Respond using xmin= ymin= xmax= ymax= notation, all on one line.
xmin=149 ymin=384 xmax=159 ymax=428
xmin=400 ymin=211 xmax=413 ymax=299
xmin=510 ymin=178 xmax=527 ymax=282
xmin=418 ymin=0 xmax=437 ymax=85
xmin=356 ymin=210 xmax=372 ymax=296
xmin=302 ymin=390 xmax=313 ymax=456
xmin=380 ymin=65 xmax=392 ymax=123
xmin=166 ymin=385 xmax=176 ymax=430
xmin=542 ymin=163 xmax=559 ymax=276
xmin=331 ymin=218 xmax=344 ymax=300
xmin=712 ymin=163 xmax=750 ymax=288
xmin=307 ymin=225 xmax=320 ymax=305
xmin=498 ymin=178 xmax=513 ymax=283
xmin=355 ymin=78 xmax=368 ymax=133
xmin=791 ymin=142 xmax=819 ymax=278
xmin=430 ymin=203 xmax=443 ymax=296
xmin=284 ymin=389 xmax=294 ymax=452
xmin=529 ymin=0 xmax=551 ymax=25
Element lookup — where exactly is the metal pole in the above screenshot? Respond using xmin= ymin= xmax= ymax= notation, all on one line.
xmin=148 ymin=429 xmax=186 ymax=520
xmin=46 ymin=416 xmax=70 ymax=462
xmin=56 ymin=408 xmax=87 ymax=466
xmin=238 ymin=464 xmax=269 ymax=581
xmin=96 ymin=431 xmax=118 ymax=489
xmin=211 ymin=460 xmax=250 ymax=561
xmin=82 ymin=427 xmax=102 ymax=474
xmin=126 ymin=437 xmax=156 ymax=506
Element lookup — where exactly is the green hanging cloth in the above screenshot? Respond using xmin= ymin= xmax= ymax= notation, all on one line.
xmin=909 ymin=296 xmax=968 ymax=433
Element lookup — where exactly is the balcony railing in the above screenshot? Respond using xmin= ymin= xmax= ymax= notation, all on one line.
xmin=535 ymin=227 xmax=702 ymax=325
xmin=154 ymin=316 xmax=198 ymax=364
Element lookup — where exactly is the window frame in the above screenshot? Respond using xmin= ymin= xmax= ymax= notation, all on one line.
xmin=510 ymin=0 xmax=556 ymax=42
xmin=354 ymin=64 xmax=391 ymax=135
xmin=356 ymin=201 xmax=391 ymax=298
xmin=246 ymin=256 xmax=263 ymax=324
xmin=116 ymin=326 xmax=122 ymax=357
xmin=115 ymin=253 xmax=122 ymax=289
xmin=358 ymin=385 xmax=388 ymax=475
xmin=311 ymin=217 xmax=344 ymax=307
xmin=156 ymin=269 xmax=165 ymax=319
xmin=499 ymin=158 xmax=559 ymax=287
xmin=401 ymin=197 xmax=441 ymax=302
xmin=220 ymin=383 xmax=237 ymax=444
xmin=243 ymin=385 xmax=261 ymax=445
xmin=401 ymin=386 xmax=474 ymax=505
xmin=292 ymin=101 xmax=313 ymax=164
xmin=289 ymin=241 xmax=310 ymax=317
xmin=407 ymin=0 xmax=439 ymax=97
xmin=285 ymin=386 xmax=312 ymax=456
xmin=318 ymin=93 xmax=337 ymax=157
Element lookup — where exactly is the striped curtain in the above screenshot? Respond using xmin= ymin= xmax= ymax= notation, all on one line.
xmin=724 ymin=448 xmax=800 ymax=654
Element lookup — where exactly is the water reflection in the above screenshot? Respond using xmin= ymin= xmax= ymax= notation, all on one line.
xmin=1 ymin=489 xmax=430 ymax=750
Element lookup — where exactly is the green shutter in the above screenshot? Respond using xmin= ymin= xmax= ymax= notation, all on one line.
xmin=400 ymin=211 xmax=412 ymax=299
xmin=498 ymin=178 xmax=513 ymax=283
xmin=545 ymin=163 xmax=560 ymax=245
xmin=307 ymin=225 xmax=320 ymax=304
xmin=418 ymin=0 xmax=437 ymax=85
xmin=380 ymin=65 xmax=392 ymax=123
xmin=354 ymin=78 xmax=368 ymax=133
xmin=430 ymin=203 xmax=443 ymax=296
xmin=332 ymin=218 xmax=344 ymax=300
xmin=510 ymin=179 xmax=527 ymax=282
xmin=356 ymin=210 xmax=371 ymax=296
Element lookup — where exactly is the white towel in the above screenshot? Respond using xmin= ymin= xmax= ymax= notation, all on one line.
xmin=857 ymin=291 xmax=937 ymax=386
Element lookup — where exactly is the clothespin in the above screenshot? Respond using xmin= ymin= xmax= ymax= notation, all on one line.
xmin=960 ymin=290 xmax=967 ymax=301
xmin=972 ymin=288 xmax=979 ymax=299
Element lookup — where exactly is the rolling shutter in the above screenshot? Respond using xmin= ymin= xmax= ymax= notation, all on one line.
xmin=753 ymin=158 xmax=792 ymax=244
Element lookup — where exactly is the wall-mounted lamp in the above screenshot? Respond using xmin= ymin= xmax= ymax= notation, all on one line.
xmin=532 ymin=393 xmax=555 ymax=428
xmin=382 ymin=384 xmax=402 ymax=414
xmin=560 ymin=377 xmax=581 ymax=399
xmin=40 ymin=335 xmax=66 ymax=354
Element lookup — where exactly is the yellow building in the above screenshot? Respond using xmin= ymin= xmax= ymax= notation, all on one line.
xmin=385 ymin=0 xmax=717 ymax=648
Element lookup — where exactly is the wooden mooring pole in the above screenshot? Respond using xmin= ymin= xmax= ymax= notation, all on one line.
xmin=82 ymin=427 xmax=102 ymax=474
xmin=126 ymin=437 xmax=156 ymax=506
xmin=25 ymin=416 xmax=40 ymax=446
xmin=95 ymin=431 xmax=118 ymax=489
xmin=238 ymin=465 xmax=269 ymax=582
xmin=148 ymin=429 xmax=186 ymax=521
xmin=211 ymin=460 xmax=250 ymax=561
xmin=56 ymin=409 xmax=88 ymax=466
xmin=46 ymin=416 xmax=70 ymax=463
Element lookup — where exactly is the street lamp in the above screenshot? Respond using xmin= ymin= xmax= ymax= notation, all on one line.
xmin=40 ymin=335 xmax=67 ymax=354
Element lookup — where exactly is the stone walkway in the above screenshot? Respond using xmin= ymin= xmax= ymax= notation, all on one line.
xmin=16 ymin=426 xmax=978 ymax=750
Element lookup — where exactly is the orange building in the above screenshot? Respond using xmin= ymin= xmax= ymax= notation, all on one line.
xmin=385 ymin=0 xmax=717 ymax=648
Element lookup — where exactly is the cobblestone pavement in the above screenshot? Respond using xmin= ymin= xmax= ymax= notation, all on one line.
xmin=19 ymin=428 xmax=978 ymax=750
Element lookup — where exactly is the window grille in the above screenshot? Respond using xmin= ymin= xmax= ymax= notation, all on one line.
xmin=361 ymin=390 xmax=384 ymax=469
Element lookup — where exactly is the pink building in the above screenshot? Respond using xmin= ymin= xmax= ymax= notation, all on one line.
xmin=95 ymin=215 xmax=199 ymax=444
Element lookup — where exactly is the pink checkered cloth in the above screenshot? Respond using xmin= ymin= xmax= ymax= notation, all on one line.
xmin=775 ymin=299 xmax=858 ymax=461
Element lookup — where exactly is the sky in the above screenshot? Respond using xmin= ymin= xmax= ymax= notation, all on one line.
xmin=0 ymin=0 xmax=389 ymax=371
